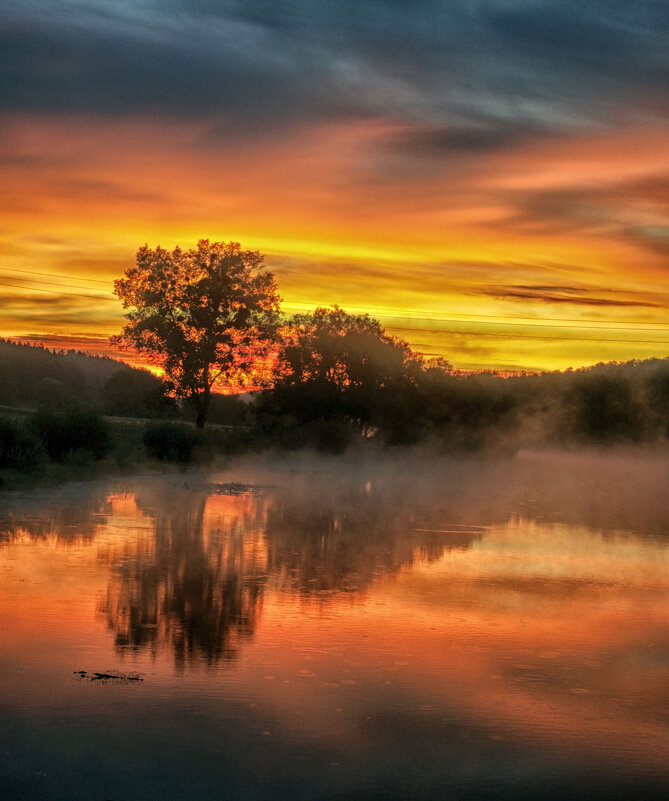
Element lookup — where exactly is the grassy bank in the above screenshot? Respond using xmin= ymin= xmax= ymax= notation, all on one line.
xmin=0 ymin=407 xmax=255 ymax=490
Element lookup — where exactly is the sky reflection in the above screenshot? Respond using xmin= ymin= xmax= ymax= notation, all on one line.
xmin=0 ymin=453 xmax=668 ymax=798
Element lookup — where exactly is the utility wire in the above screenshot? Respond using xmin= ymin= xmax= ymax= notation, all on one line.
xmin=388 ymin=325 xmax=669 ymax=345
xmin=282 ymin=305 xmax=669 ymax=334
xmin=378 ymin=313 xmax=668 ymax=334
xmin=0 ymin=266 xmax=112 ymax=286
xmin=286 ymin=303 xmax=666 ymax=331
xmin=0 ymin=280 xmax=115 ymax=302
xmin=4 ymin=266 xmax=668 ymax=333
xmin=0 ymin=273 xmax=114 ymax=295
xmin=3 ymin=268 xmax=668 ymax=330
xmin=2 ymin=275 xmax=668 ymax=345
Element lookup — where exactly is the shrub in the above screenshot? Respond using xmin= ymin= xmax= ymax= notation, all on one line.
xmin=307 ymin=418 xmax=353 ymax=455
xmin=30 ymin=407 xmax=112 ymax=462
xmin=0 ymin=418 xmax=47 ymax=472
xmin=198 ymin=394 xmax=252 ymax=426
xmin=565 ymin=375 xmax=643 ymax=444
xmin=143 ymin=422 xmax=199 ymax=463
xmin=101 ymin=369 xmax=174 ymax=419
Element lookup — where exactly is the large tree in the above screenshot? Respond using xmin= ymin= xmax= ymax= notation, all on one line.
xmin=112 ymin=240 xmax=280 ymax=428
xmin=268 ymin=306 xmax=427 ymax=440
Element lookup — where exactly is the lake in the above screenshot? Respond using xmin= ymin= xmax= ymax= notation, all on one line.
xmin=1 ymin=450 xmax=668 ymax=800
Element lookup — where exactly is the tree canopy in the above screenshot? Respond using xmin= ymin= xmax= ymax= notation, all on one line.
xmin=265 ymin=305 xmax=432 ymax=443
xmin=275 ymin=305 xmax=417 ymax=391
xmin=112 ymin=240 xmax=280 ymax=427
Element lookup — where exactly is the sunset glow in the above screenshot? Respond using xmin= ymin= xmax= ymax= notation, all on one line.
xmin=3 ymin=2 xmax=669 ymax=371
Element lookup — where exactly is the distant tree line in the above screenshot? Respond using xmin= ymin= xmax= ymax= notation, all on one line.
xmin=3 ymin=320 xmax=669 ymax=472
xmin=257 ymin=314 xmax=669 ymax=453
xmin=2 ymin=237 xmax=669 ymax=481
xmin=105 ymin=239 xmax=669 ymax=452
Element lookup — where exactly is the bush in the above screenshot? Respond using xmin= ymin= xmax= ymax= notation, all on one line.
xmin=307 ymin=418 xmax=352 ymax=454
xmin=0 ymin=418 xmax=46 ymax=472
xmin=198 ymin=425 xmax=257 ymax=457
xmin=143 ymin=422 xmax=199 ymax=463
xmin=199 ymin=394 xmax=252 ymax=426
xmin=30 ymin=407 xmax=112 ymax=462
xmin=101 ymin=369 xmax=174 ymax=419
xmin=565 ymin=375 xmax=643 ymax=444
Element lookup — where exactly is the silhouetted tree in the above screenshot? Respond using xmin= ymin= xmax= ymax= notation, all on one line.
xmin=0 ymin=338 xmax=152 ymax=410
xmin=112 ymin=240 xmax=281 ymax=428
xmin=265 ymin=306 xmax=426 ymax=444
xmin=0 ymin=418 xmax=46 ymax=473
xmin=30 ymin=407 xmax=112 ymax=462
xmin=101 ymin=368 xmax=173 ymax=419
xmin=565 ymin=372 xmax=643 ymax=444
xmin=644 ymin=361 xmax=669 ymax=438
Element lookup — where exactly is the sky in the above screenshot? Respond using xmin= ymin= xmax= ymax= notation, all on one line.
xmin=2 ymin=0 xmax=669 ymax=372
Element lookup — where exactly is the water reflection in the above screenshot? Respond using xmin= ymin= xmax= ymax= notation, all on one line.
xmin=1 ymin=452 xmax=668 ymax=799
xmin=0 ymin=486 xmax=110 ymax=543
xmin=2 ymin=451 xmax=669 ymax=673
xmin=100 ymin=486 xmax=268 ymax=667
xmin=263 ymin=473 xmax=479 ymax=597
xmin=97 ymin=472 xmax=482 ymax=667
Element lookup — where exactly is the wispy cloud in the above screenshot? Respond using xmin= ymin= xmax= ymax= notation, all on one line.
xmin=2 ymin=2 xmax=669 ymax=370
xmin=483 ymin=285 xmax=661 ymax=308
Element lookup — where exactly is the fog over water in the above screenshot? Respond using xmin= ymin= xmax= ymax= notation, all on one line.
xmin=1 ymin=449 xmax=668 ymax=800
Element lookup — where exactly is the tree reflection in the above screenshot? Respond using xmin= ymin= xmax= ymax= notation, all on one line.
xmin=263 ymin=474 xmax=479 ymax=597
xmin=4 ymin=453 xmax=669 ymax=671
xmin=101 ymin=485 xmax=268 ymax=669
xmin=0 ymin=488 xmax=110 ymax=544
xmin=100 ymin=471 xmax=480 ymax=667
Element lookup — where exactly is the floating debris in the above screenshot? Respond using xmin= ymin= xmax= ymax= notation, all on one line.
xmin=74 ymin=670 xmax=143 ymax=683
xmin=182 ymin=481 xmax=272 ymax=496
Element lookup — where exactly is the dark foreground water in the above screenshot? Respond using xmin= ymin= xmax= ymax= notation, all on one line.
xmin=0 ymin=451 xmax=668 ymax=801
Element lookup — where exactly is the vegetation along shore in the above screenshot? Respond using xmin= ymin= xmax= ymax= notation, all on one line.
xmin=2 ymin=239 xmax=669 ymax=488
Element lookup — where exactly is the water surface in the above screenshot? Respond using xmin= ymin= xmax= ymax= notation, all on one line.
xmin=1 ymin=451 xmax=668 ymax=800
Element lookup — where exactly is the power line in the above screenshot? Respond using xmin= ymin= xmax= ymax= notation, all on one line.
xmin=0 ymin=280 xmax=116 ymax=302
xmin=282 ymin=304 xmax=669 ymax=335
xmin=1 ymin=277 xmax=668 ymax=346
xmin=0 ymin=266 xmax=112 ymax=286
xmin=0 ymin=273 xmax=113 ymax=295
xmin=4 ymin=266 xmax=667 ymax=334
xmin=388 ymin=325 xmax=669 ymax=345
xmin=375 ymin=312 xmax=668 ymax=334
xmin=282 ymin=300 xmax=669 ymax=329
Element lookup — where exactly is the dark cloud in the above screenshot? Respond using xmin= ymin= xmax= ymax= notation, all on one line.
xmin=511 ymin=285 xmax=583 ymax=294
xmin=492 ymin=172 xmax=669 ymax=255
xmin=499 ymin=187 xmax=615 ymax=235
xmin=623 ymin=225 xmax=669 ymax=255
xmin=0 ymin=10 xmax=333 ymax=123
xmin=3 ymin=1 xmax=669 ymax=148
xmin=484 ymin=284 xmax=661 ymax=308
xmin=385 ymin=120 xmax=554 ymax=156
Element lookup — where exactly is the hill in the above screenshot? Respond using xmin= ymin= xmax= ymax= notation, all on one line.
xmin=0 ymin=339 xmax=164 ymax=414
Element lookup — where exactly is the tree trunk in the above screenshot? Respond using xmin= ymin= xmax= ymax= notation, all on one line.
xmin=194 ymin=390 xmax=210 ymax=430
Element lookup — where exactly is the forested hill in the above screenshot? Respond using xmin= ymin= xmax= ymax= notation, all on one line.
xmin=0 ymin=339 xmax=165 ymax=415
xmin=2 ymin=336 xmax=669 ymax=449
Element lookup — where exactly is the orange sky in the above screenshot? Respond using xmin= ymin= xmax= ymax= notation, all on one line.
xmin=3 ymin=2 xmax=669 ymax=372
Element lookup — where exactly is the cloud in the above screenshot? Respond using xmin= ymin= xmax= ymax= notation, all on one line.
xmin=3 ymin=2 xmax=669 ymax=373
xmin=3 ymin=0 xmax=669 ymax=145
xmin=384 ymin=120 xmax=556 ymax=157
xmin=483 ymin=284 xmax=661 ymax=308
xmin=489 ymin=166 xmax=669 ymax=259
xmin=623 ymin=225 xmax=669 ymax=256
